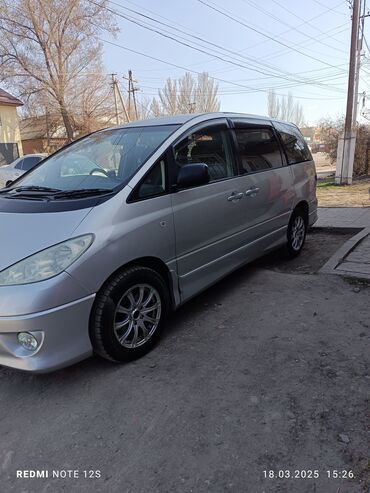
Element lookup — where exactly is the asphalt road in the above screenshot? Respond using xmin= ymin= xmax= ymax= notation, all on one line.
xmin=0 ymin=232 xmax=369 ymax=493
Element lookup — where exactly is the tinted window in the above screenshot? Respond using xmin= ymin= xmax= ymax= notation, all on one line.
xmin=22 ymin=156 xmax=43 ymax=171
xmin=174 ymin=124 xmax=235 ymax=182
xmin=234 ymin=127 xmax=283 ymax=174
xmin=14 ymin=159 xmax=24 ymax=170
xmin=135 ymin=157 xmax=167 ymax=199
xmin=274 ymin=122 xmax=312 ymax=164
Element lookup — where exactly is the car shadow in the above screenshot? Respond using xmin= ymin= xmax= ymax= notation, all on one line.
xmin=0 ymin=263 xmax=260 ymax=385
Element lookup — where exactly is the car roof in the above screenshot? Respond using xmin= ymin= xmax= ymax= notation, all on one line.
xmin=23 ymin=153 xmax=47 ymax=158
xmin=113 ymin=112 xmax=274 ymax=129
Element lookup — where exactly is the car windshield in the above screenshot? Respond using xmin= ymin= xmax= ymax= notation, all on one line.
xmin=14 ymin=125 xmax=179 ymax=192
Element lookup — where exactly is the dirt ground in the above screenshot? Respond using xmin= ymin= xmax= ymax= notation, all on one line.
xmin=316 ymin=178 xmax=370 ymax=207
xmin=0 ymin=229 xmax=369 ymax=493
xmin=313 ymin=152 xmax=335 ymax=172
xmin=255 ymin=229 xmax=355 ymax=274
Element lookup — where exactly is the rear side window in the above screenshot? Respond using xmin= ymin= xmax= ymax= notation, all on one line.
xmin=174 ymin=124 xmax=235 ymax=182
xmin=22 ymin=156 xmax=42 ymax=171
xmin=233 ymin=127 xmax=283 ymax=174
xmin=274 ymin=122 xmax=312 ymax=164
xmin=14 ymin=159 xmax=24 ymax=170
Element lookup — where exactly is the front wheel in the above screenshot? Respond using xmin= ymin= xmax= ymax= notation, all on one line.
xmin=286 ymin=209 xmax=307 ymax=258
xmin=90 ymin=266 xmax=170 ymax=362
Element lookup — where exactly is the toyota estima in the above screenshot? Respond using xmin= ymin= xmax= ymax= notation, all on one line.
xmin=0 ymin=113 xmax=317 ymax=372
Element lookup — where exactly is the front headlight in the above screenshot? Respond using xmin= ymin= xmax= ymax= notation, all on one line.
xmin=0 ymin=234 xmax=94 ymax=286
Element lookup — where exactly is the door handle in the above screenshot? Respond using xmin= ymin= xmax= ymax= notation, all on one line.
xmin=227 ymin=191 xmax=244 ymax=202
xmin=245 ymin=187 xmax=260 ymax=197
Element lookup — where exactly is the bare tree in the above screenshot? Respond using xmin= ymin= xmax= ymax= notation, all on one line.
xmin=150 ymin=98 xmax=162 ymax=118
xmin=0 ymin=0 xmax=117 ymax=141
xmin=317 ymin=116 xmax=370 ymax=176
xmin=73 ymin=71 xmax=116 ymax=135
xmin=195 ymin=72 xmax=220 ymax=113
xmin=267 ymin=90 xmax=305 ymax=126
xmin=152 ymin=72 xmax=220 ymax=115
xmin=317 ymin=117 xmax=344 ymax=163
xmin=177 ymin=72 xmax=196 ymax=113
xmin=292 ymin=103 xmax=304 ymax=128
xmin=158 ymin=78 xmax=179 ymax=115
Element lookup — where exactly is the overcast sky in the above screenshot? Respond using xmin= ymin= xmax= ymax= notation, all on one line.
xmin=101 ymin=0 xmax=368 ymax=125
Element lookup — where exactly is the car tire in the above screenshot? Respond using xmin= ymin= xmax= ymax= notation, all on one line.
xmin=90 ymin=266 xmax=170 ymax=363
xmin=286 ymin=208 xmax=307 ymax=258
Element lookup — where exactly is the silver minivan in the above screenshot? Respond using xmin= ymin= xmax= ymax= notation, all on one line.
xmin=0 ymin=113 xmax=317 ymax=372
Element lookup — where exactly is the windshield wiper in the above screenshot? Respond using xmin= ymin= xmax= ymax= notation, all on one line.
xmin=5 ymin=186 xmax=61 ymax=193
xmin=0 ymin=186 xmax=113 ymax=201
xmin=0 ymin=185 xmax=62 ymax=201
xmin=51 ymin=188 xmax=113 ymax=200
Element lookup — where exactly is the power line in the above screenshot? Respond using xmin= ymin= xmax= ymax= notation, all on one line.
xmin=187 ymin=1 xmax=350 ymax=70
xmin=269 ymin=0 xmax=349 ymax=46
xmin=138 ymin=70 xmax=348 ymax=94
xmin=197 ymin=0 xmax=349 ymax=72
xmin=312 ymin=0 xmax=350 ymax=15
xmin=109 ymin=0 xmax=349 ymax=71
xmin=100 ymin=38 xmax=346 ymax=101
xmin=240 ymin=0 xmax=348 ymax=55
xmin=209 ymin=23 xmax=350 ymax=74
xmin=105 ymin=0 xmax=350 ymax=83
xmin=105 ymin=0 xmax=340 ymax=82
xmin=94 ymin=0 xmax=347 ymax=93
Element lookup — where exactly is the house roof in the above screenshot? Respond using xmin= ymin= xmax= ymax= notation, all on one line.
xmin=0 ymin=88 xmax=23 ymax=107
xmin=20 ymin=115 xmax=67 ymax=140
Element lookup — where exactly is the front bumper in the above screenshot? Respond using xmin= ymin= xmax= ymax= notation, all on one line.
xmin=0 ymin=294 xmax=95 ymax=372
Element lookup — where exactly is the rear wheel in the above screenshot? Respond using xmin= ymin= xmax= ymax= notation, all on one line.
xmin=90 ymin=266 xmax=170 ymax=362
xmin=286 ymin=208 xmax=307 ymax=258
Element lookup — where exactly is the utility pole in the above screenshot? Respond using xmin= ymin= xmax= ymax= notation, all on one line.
xmin=111 ymin=74 xmax=120 ymax=125
xmin=111 ymin=73 xmax=130 ymax=124
xmin=335 ymin=0 xmax=361 ymax=185
xmin=115 ymin=78 xmax=130 ymax=123
xmin=353 ymin=0 xmax=367 ymax=124
xmin=124 ymin=70 xmax=139 ymax=120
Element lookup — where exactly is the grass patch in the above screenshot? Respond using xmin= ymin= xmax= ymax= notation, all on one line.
xmin=316 ymin=177 xmax=370 ymax=207
xmin=317 ymin=180 xmax=336 ymax=188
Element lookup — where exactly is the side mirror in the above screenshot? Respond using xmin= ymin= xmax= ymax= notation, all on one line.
xmin=176 ymin=163 xmax=210 ymax=189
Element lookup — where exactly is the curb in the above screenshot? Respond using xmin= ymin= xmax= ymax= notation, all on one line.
xmin=320 ymin=227 xmax=370 ymax=280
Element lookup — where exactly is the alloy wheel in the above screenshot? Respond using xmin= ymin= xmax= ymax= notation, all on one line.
xmin=113 ymin=284 xmax=162 ymax=349
xmin=291 ymin=216 xmax=306 ymax=251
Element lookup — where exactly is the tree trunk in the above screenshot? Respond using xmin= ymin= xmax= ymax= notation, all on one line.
xmin=58 ymin=99 xmax=74 ymax=143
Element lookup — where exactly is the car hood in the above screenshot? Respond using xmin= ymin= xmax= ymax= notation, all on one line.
xmin=0 ymin=208 xmax=92 ymax=271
